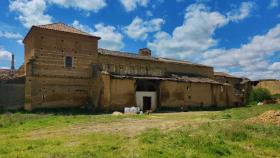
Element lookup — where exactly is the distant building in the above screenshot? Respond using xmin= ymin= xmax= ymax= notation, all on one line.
xmin=17 ymin=23 xmax=250 ymax=111
xmin=253 ymin=79 xmax=280 ymax=95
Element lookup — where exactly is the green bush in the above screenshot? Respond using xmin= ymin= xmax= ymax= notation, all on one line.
xmin=249 ymin=88 xmax=272 ymax=103
xmin=272 ymin=94 xmax=280 ymax=99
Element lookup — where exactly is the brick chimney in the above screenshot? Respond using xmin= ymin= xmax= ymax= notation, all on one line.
xmin=139 ymin=48 xmax=151 ymax=57
xmin=11 ymin=53 xmax=15 ymax=70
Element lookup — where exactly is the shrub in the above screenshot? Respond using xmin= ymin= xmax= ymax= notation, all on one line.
xmin=249 ymin=88 xmax=272 ymax=103
xmin=272 ymin=94 xmax=280 ymax=100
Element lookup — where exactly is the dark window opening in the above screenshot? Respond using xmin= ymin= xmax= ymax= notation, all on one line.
xmin=136 ymin=80 xmax=157 ymax=92
xmin=143 ymin=96 xmax=152 ymax=111
xmin=92 ymin=64 xmax=101 ymax=77
xmin=65 ymin=56 xmax=73 ymax=68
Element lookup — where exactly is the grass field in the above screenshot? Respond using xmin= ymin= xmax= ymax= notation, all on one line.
xmin=0 ymin=104 xmax=280 ymax=158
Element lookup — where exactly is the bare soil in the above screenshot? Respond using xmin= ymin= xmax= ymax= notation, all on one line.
xmin=245 ymin=110 xmax=280 ymax=125
xmin=26 ymin=112 xmax=218 ymax=139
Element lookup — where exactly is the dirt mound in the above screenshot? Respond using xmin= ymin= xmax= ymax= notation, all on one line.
xmin=246 ymin=110 xmax=280 ymax=125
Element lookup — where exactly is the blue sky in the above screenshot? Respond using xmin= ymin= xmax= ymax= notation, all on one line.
xmin=0 ymin=0 xmax=280 ymax=80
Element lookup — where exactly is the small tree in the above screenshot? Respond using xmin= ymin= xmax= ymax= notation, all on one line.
xmin=249 ymin=88 xmax=272 ymax=104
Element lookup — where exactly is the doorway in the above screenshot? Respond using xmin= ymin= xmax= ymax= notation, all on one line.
xmin=135 ymin=79 xmax=158 ymax=111
xmin=143 ymin=96 xmax=152 ymax=111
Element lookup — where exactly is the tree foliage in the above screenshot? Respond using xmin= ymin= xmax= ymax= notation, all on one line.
xmin=249 ymin=88 xmax=272 ymax=103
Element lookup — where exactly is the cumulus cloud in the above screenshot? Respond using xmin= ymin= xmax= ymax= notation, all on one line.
xmin=9 ymin=0 xmax=107 ymax=28
xmin=0 ymin=48 xmax=12 ymax=62
xmin=0 ymin=31 xmax=23 ymax=39
xmin=148 ymin=2 xmax=255 ymax=59
xmin=119 ymin=0 xmax=149 ymax=11
xmin=146 ymin=2 xmax=280 ymax=80
xmin=268 ymin=0 xmax=278 ymax=9
xmin=148 ymin=3 xmax=229 ymax=58
xmin=270 ymin=62 xmax=280 ymax=71
xmin=72 ymin=20 xmax=124 ymax=50
xmin=202 ymin=24 xmax=280 ymax=80
xmin=124 ymin=17 xmax=164 ymax=41
xmin=9 ymin=0 xmax=52 ymax=28
xmin=227 ymin=2 xmax=255 ymax=22
xmin=48 ymin=0 xmax=106 ymax=11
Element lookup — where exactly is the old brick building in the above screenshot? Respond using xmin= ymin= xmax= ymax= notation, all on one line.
xmin=21 ymin=23 xmax=249 ymax=111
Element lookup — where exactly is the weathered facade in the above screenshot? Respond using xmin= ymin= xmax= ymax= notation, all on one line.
xmin=0 ymin=70 xmax=25 ymax=110
xmin=214 ymin=72 xmax=252 ymax=105
xmin=21 ymin=23 xmax=249 ymax=111
xmin=253 ymin=79 xmax=280 ymax=95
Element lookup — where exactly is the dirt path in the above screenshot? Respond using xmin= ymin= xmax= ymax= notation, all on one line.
xmin=25 ymin=111 xmax=221 ymax=139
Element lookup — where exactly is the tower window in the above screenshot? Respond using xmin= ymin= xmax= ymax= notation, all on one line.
xmin=65 ymin=56 xmax=73 ymax=68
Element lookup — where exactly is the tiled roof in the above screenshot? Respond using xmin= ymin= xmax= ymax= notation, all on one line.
xmin=109 ymin=73 xmax=227 ymax=85
xmin=34 ymin=23 xmax=100 ymax=39
xmin=98 ymin=48 xmax=211 ymax=68
xmin=0 ymin=69 xmax=15 ymax=80
xmin=214 ymin=72 xmax=239 ymax=78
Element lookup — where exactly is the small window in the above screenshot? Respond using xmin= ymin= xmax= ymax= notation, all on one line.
xmin=65 ymin=56 xmax=73 ymax=68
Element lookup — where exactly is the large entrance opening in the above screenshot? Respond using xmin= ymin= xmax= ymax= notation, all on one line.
xmin=135 ymin=80 xmax=158 ymax=111
xmin=143 ymin=96 xmax=152 ymax=111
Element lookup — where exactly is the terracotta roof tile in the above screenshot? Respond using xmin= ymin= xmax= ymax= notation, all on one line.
xmin=214 ymin=72 xmax=239 ymax=78
xmin=98 ymin=48 xmax=211 ymax=68
xmin=0 ymin=69 xmax=15 ymax=80
xmin=35 ymin=23 xmax=100 ymax=39
xmin=108 ymin=73 xmax=227 ymax=85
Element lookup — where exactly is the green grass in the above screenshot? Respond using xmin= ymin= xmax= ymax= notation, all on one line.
xmin=0 ymin=104 xmax=280 ymax=158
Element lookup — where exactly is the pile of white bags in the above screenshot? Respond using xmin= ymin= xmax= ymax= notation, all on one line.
xmin=124 ymin=107 xmax=141 ymax=114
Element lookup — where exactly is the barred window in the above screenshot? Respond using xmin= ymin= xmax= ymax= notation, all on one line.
xmin=65 ymin=56 xmax=73 ymax=68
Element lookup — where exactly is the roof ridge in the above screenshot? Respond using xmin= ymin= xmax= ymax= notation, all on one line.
xmin=98 ymin=48 xmax=141 ymax=56
xmin=35 ymin=22 xmax=65 ymax=27
xmin=98 ymin=48 xmax=211 ymax=68
xmin=32 ymin=22 xmax=100 ymax=39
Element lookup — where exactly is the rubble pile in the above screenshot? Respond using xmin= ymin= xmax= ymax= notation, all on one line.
xmin=0 ymin=69 xmax=15 ymax=80
xmin=246 ymin=110 xmax=280 ymax=125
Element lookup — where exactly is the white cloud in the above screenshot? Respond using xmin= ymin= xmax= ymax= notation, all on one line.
xmin=93 ymin=24 xmax=124 ymax=50
xmin=9 ymin=0 xmax=52 ymax=28
xmin=202 ymin=24 xmax=280 ymax=80
xmin=124 ymin=17 xmax=164 ymax=41
xmin=268 ymin=0 xmax=278 ymax=9
xmin=148 ymin=2 xmax=254 ymax=59
xmin=146 ymin=10 xmax=153 ymax=17
xmin=0 ymin=48 xmax=12 ymax=62
xmin=148 ymin=3 xmax=229 ymax=58
xmin=9 ymin=0 xmax=107 ymax=28
xmin=146 ymin=2 xmax=280 ymax=80
xmin=227 ymin=2 xmax=255 ymax=22
xmin=270 ymin=62 xmax=280 ymax=71
xmin=17 ymin=40 xmax=23 ymax=45
xmin=0 ymin=31 xmax=23 ymax=39
xmin=119 ymin=0 xmax=149 ymax=11
xmin=72 ymin=20 xmax=124 ymax=50
xmin=48 ymin=0 xmax=106 ymax=11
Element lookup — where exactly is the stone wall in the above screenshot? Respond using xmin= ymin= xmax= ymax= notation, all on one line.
xmin=98 ymin=54 xmax=214 ymax=78
xmin=255 ymin=80 xmax=280 ymax=95
xmin=159 ymin=80 xmax=234 ymax=109
xmin=23 ymin=26 xmax=245 ymax=111
xmin=0 ymin=79 xmax=25 ymax=110
xmin=24 ymin=28 xmax=98 ymax=110
xmin=159 ymin=81 xmax=187 ymax=109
